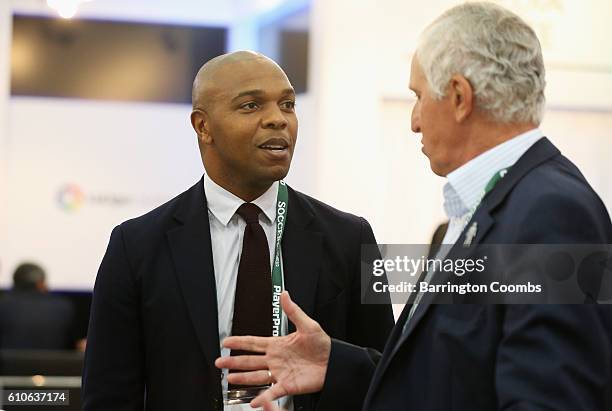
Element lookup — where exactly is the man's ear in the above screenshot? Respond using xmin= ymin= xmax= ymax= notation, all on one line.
xmin=449 ymin=75 xmax=474 ymax=122
xmin=190 ymin=109 xmax=213 ymax=145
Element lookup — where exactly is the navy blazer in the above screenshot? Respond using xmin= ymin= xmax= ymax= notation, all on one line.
xmin=82 ymin=180 xmax=394 ymax=411
xmin=320 ymin=138 xmax=612 ymax=411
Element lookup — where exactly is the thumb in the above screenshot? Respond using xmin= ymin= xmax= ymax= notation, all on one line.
xmin=281 ymin=291 xmax=316 ymax=333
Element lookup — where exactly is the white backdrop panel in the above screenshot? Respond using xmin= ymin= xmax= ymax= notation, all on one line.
xmin=3 ymin=97 xmax=203 ymax=289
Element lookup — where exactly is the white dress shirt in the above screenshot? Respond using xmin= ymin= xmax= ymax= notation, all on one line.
xmin=441 ymin=128 xmax=544 ymax=245
xmin=406 ymin=128 xmax=544 ymax=324
xmin=204 ymin=174 xmax=290 ymax=410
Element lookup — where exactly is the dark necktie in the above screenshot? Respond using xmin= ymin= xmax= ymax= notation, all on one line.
xmin=230 ymin=203 xmax=273 ymax=356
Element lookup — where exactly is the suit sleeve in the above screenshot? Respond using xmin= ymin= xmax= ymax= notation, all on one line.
xmin=317 ymin=338 xmax=383 ymax=410
xmin=347 ymin=217 xmax=394 ymax=350
xmin=82 ymin=225 xmax=145 ymax=411
xmin=496 ymin=193 xmax=612 ymax=411
xmin=317 ymin=218 xmax=394 ymax=410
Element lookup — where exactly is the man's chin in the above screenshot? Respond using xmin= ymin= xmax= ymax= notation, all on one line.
xmin=429 ymin=161 xmax=448 ymax=177
xmin=256 ymin=165 xmax=291 ymax=185
xmin=274 ymin=161 xmax=292 ymax=176
xmin=422 ymin=151 xmax=442 ymax=176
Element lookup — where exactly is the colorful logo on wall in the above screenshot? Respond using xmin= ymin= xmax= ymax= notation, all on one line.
xmin=55 ymin=184 xmax=167 ymax=213
xmin=57 ymin=183 xmax=85 ymax=212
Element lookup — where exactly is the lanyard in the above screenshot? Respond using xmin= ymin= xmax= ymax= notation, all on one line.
xmin=463 ymin=167 xmax=509 ymax=225
xmin=271 ymin=181 xmax=288 ymax=336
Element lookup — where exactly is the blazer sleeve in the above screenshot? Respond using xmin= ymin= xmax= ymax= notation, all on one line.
xmin=347 ymin=217 xmax=394 ymax=351
xmin=316 ymin=218 xmax=394 ymax=410
xmin=317 ymin=339 xmax=383 ymax=411
xmin=82 ymin=225 xmax=145 ymax=411
xmin=496 ymin=193 xmax=612 ymax=411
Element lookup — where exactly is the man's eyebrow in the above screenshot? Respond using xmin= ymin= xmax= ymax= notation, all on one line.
xmin=281 ymin=88 xmax=296 ymax=97
xmin=231 ymin=88 xmax=296 ymax=103
xmin=231 ymin=89 xmax=264 ymax=102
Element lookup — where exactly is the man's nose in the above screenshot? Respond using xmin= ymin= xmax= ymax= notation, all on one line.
xmin=262 ymin=106 xmax=288 ymax=129
xmin=411 ymin=107 xmax=421 ymax=133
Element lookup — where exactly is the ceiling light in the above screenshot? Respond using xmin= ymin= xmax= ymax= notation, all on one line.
xmin=46 ymin=0 xmax=92 ymax=19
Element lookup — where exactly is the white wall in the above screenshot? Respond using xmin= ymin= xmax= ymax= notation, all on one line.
xmin=309 ymin=0 xmax=388 ymax=225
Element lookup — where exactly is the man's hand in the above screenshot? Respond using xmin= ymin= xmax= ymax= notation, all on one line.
xmin=215 ymin=291 xmax=331 ymax=408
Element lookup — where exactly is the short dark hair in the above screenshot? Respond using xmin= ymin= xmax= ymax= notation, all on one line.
xmin=13 ymin=262 xmax=46 ymax=291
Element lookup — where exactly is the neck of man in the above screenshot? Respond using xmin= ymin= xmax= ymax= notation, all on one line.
xmin=451 ymin=119 xmax=538 ymax=173
xmin=205 ymin=168 xmax=273 ymax=202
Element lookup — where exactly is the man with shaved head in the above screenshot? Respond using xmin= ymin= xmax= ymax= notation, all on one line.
xmin=190 ymin=51 xmax=298 ymax=202
xmin=82 ymin=51 xmax=393 ymax=411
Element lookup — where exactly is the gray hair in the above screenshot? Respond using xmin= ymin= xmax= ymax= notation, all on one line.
xmin=416 ymin=2 xmax=546 ymax=125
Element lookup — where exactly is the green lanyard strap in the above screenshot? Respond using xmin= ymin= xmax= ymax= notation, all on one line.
xmin=484 ymin=168 xmax=508 ymax=196
xmin=271 ymin=181 xmax=288 ymax=336
xmin=464 ymin=168 xmax=509 ymax=226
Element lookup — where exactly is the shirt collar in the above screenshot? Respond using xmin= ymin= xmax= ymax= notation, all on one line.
xmin=443 ymin=128 xmax=544 ymax=217
xmin=443 ymin=183 xmax=469 ymax=218
xmin=203 ymin=174 xmax=278 ymax=226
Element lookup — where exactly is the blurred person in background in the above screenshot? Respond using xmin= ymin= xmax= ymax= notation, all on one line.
xmin=0 ymin=262 xmax=76 ymax=350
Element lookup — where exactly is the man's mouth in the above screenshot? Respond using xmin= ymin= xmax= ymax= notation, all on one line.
xmin=260 ymin=145 xmax=286 ymax=151
xmin=258 ymin=138 xmax=289 ymax=151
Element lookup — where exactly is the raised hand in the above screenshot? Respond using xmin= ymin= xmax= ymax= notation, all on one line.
xmin=215 ymin=291 xmax=331 ymax=408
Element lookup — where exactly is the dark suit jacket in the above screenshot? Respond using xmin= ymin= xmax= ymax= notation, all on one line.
xmin=0 ymin=290 xmax=75 ymax=350
xmin=320 ymin=138 xmax=612 ymax=411
xmin=82 ymin=179 xmax=394 ymax=411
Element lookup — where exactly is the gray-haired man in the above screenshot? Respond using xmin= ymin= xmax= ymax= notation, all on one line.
xmin=217 ymin=3 xmax=612 ymax=410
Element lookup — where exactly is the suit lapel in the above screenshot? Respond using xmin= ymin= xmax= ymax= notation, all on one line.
xmin=365 ymin=138 xmax=561 ymax=403
xmin=392 ymin=212 xmax=494 ymax=349
xmin=166 ymin=178 xmax=221 ymax=370
xmin=282 ymin=187 xmax=323 ymax=326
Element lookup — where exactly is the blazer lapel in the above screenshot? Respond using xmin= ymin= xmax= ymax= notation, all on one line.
xmin=281 ymin=187 xmax=323 ymax=328
xmin=166 ymin=178 xmax=221 ymax=370
xmin=394 ymin=212 xmax=493 ymax=346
